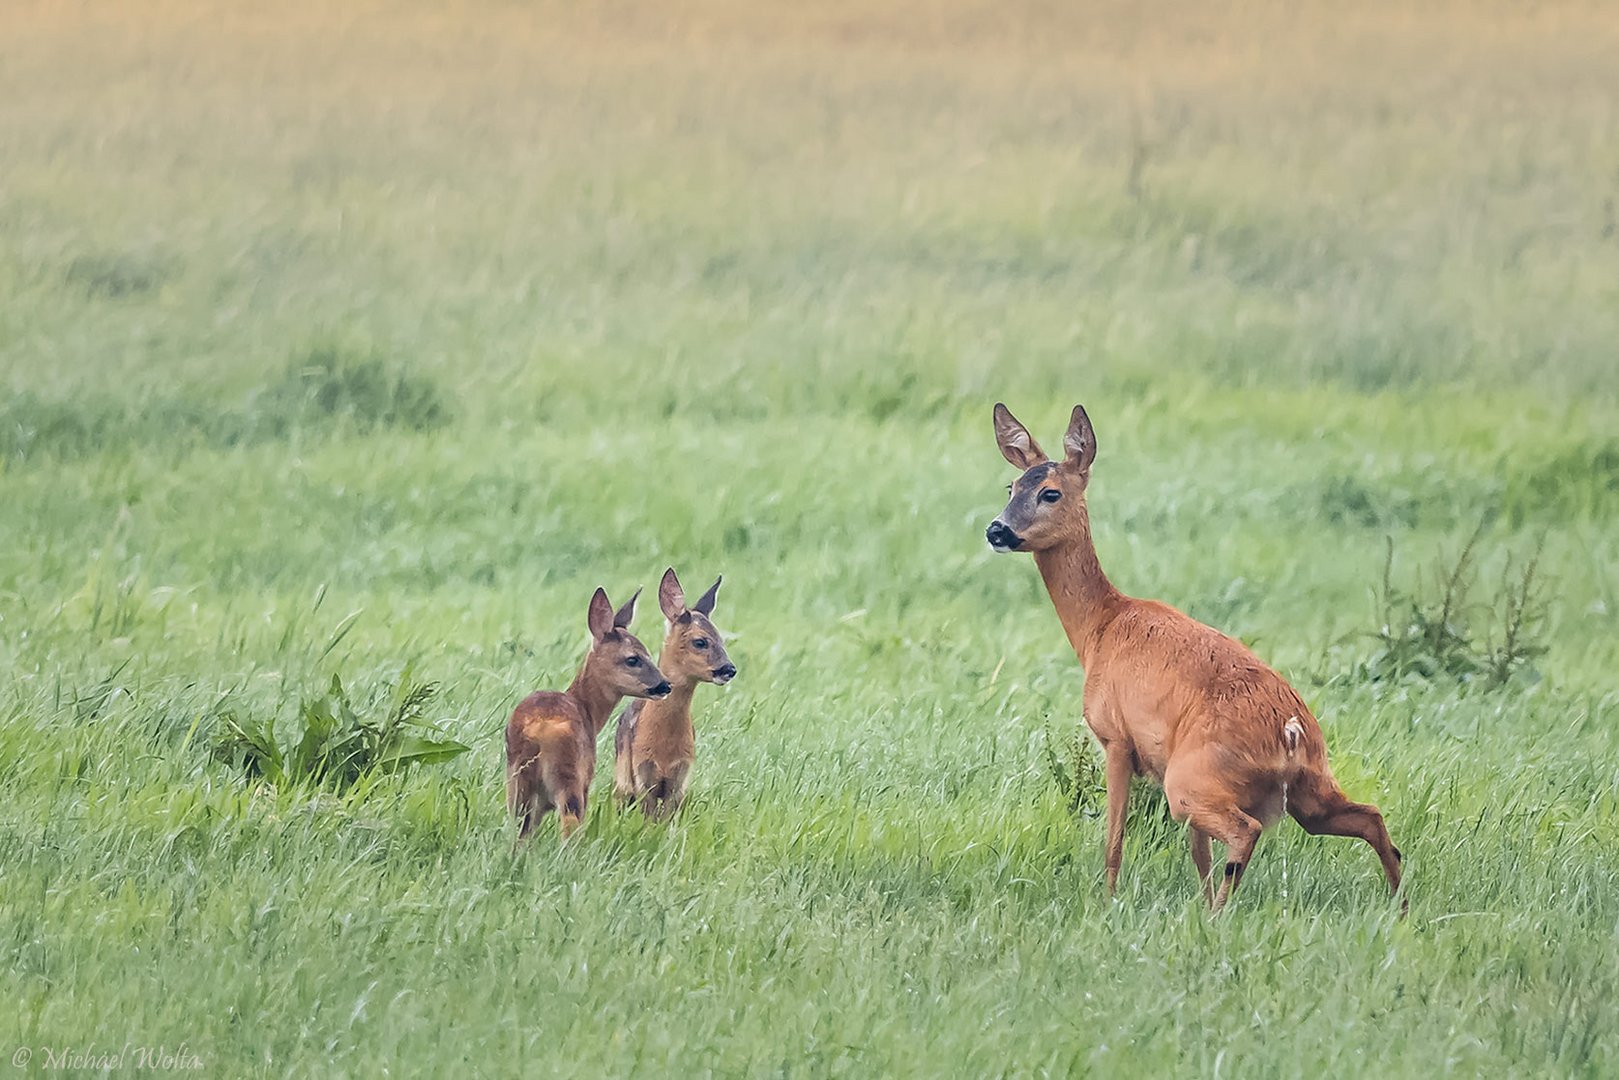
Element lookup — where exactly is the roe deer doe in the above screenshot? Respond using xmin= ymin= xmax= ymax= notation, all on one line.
xmin=506 ymin=587 xmax=670 ymax=844
xmin=986 ymin=402 xmax=1403 ymax=911
xmin=613 ymin=568 xmax=735 ymax=819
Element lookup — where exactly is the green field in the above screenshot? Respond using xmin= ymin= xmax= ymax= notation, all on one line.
xmin=4 ymin=2 xmax=1618 ymax=1075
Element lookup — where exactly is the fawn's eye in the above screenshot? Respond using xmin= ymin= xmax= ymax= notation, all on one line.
xmin=691 ymin=638 xmax=709 ymax=650
xmin=624 ymin=656 xmax=641 ymax=668
xmin=1040 ymin=488 xmax=1062 ymax=503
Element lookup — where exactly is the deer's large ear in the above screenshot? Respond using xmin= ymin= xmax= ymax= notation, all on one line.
xmin=1063 ymin=404 xmax=1097 ymax=472
xmin=613 ymin=587 xmax=641 ymax=630
xmin=658 ymin=568 xmax=685 ymax=623
xmin=994 ymin=402 xmax=1049 ymax=470
xmin=587 ymin=587 xmax=615 ymax=640
xmin=692 ymin=576 xmax=722 ymax=617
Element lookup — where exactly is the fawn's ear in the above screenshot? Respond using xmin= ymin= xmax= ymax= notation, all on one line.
xmin=994 ymin=402 xmax=1049 ymax=470
xmin=658 ymin=567 xmax=685 ymax=623
xmin=613 ymin=587 xmax=641 ymax=630
xmin=692 ymin=576 xmax=722 ymax=617
xmin=587 ymin=587 xmax=615 ymax=640
xmin=1063 ymin=404 xmax=1097 ymax=472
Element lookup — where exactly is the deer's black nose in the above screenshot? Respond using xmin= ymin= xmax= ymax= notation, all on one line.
xmin=649 ymin=680 xmax=672 ymax=699
xmin=712 ymin=663 xmax=737 ymax=683
xmin=986 ymin=520 xmax=1023 ymax=551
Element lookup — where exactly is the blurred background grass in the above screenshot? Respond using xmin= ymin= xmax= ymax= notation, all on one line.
xmin=2 ymin=1 xmax=1617 ymax=1075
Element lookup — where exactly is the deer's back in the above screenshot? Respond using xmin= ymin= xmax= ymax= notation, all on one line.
xmin=507 ymin=691 xmax=590 ymax=766
xmin=1089 ymin=598 xmax=1326 ymax=776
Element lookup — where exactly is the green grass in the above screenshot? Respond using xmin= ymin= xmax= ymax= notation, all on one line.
xmin=3 ymin=1 xmax=1618 ymax=1075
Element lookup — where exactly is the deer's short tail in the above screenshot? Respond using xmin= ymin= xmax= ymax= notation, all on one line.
xmin=1282 ymin=716 xmax=1304 ymax=756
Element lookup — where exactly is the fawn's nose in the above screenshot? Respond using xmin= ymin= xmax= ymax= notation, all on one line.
xmin=712 ymin=663 xmax=737 ymax=684
xmin=986 ymin=520 xmax=1023 ymax=552
xmin=648 ymin=680 xmax=672 ymax=699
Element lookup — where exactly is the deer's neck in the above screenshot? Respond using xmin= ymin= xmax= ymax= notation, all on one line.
xmin=648 ymin=678 xmax=696 ymax=722
xmin=566 ymin=660 xmax=621 ymax=738
xmin=1032 ymin=504 xmax=1123 ymax=670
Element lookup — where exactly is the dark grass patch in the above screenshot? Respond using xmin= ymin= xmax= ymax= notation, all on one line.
xmin=1264 ymin=469 xmax=1492 ymax=533
xmin=246 ymin=346 xmax=452 ymax=439
xmin=0 ymin=392 xmax=217 ymax=467
xmin=1317 ymin=473 xmax=1423 ymax=528
xmin=1267 ymin=445 xmax=1618 ymax=535
xmin=1500 ymin=439 xmax=1619 ymax=525
xmin=0 ymin=347 xmax=452 ymax=467
xmin=62 ymin=251 xmax=175 ymax=299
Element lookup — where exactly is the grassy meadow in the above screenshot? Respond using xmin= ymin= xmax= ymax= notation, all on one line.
xmin=3 ymin=1 xmax=1619 ymax=1074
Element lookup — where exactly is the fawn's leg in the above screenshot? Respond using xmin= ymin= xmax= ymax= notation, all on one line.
xmin=613 ymin=750 xmax=638 ymax=806
xmin=634 ymin=760 xmax=663 ymax=820
xmin=658 ymin=761 xmax=692 ymax=820
xmin=508 ymin=761 xmax=545 ymax=848
xmin=558 ymin=789 xmax=586 ymax=843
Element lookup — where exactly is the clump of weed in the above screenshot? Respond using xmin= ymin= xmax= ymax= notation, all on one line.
xmin=213 ymin=665 xmax=469 ymax=792
xmin=1480 ymin=545 xmax=1551 ymax=688
xmin=1361 ymin=521 xmax=1548 ymax=688
xmin=1041 ymin=718 xmax=1103 ymax=817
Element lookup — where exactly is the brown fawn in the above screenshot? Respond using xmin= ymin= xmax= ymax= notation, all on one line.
xmin=613 ymin=568 xmax=735 ymax=819
xmin=987 ymin=402 xmax=1403 ymax=911
xmin=506 ymin=586 xmax=671 ymax=844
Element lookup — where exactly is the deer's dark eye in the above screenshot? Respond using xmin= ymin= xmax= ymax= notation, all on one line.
xmin=1040 ymin=488 xmax=1062 ymax=503
xmin=691 ymin=638 xmax=709 ymax=650
xmin=625 ymin=656 xmax=641 ymax=668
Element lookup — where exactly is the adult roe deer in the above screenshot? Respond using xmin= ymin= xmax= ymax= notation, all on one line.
xmin=613 ymin=568 xmax=735 ymax=819
xmin=986 ymin=402 xmax=1403 ymax=911
xmin=506 ymin=587 xmax=670 ymax=844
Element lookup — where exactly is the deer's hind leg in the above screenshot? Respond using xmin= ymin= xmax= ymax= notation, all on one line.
xmin=1166 ymin=755 xmax=1263 ymax=912
xmin=1192 ymin=808 xmax=1261 ymax=913
xmin=1289 ymin=775 xmax=1403 ymax=897
xmin=539 ymin=759 xmax=588 ymax=844
xmin=508 ymin=758 xmax=552 ymax=847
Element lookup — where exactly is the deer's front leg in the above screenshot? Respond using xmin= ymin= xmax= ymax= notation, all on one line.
xmin=1189 ymin=827 xmax=1214 ymax=904
xmin=1103 ymin=745 xmax=1133 ymax=894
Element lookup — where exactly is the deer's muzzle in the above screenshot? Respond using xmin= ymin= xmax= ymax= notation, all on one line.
xmin=986 ymin=520 xmax=1024 ymax=552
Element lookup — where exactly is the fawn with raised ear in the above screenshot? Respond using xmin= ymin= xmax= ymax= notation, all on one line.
xmin=613 ymin=568 xmax=735 ymax=819
xmin=506 ymin=587 xmax=671 ymax=844
xmin=987 ymin=402 xmax=1403 ymax=911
